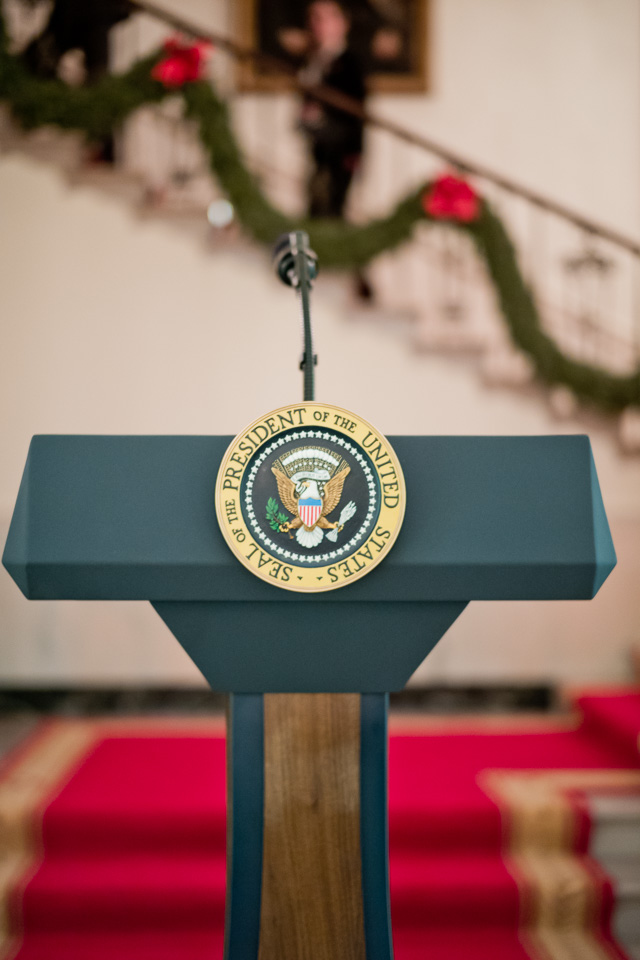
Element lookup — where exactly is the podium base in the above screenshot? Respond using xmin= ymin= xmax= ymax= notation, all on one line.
xmin=225 ymin=693 xmax=393 ymax=960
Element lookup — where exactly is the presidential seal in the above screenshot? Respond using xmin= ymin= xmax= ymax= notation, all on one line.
xmin=215 ymin=403 xmax=405 ymax=592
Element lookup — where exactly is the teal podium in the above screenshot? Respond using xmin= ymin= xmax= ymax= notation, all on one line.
xmin=3 ymin=432 xmax=616 ymax=959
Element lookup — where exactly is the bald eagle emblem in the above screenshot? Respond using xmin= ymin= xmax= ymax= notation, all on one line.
xmin=268 ymin=446 xmax=357 ymax=548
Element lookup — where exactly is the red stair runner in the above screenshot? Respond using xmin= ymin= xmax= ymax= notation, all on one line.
xmin=0 ymin=692 xmax=638 ymax=960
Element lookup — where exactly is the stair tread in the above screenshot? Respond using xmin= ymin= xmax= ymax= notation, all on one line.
xmin=27 ymin=855 xmax=226 ymax=888
xmin=23 ymin=853 xmax=518 ymax=931
xmin=22 ymin=858 xmax=227 ymax=931
xmin=14 ymin=930 xmax=225 ymax=956
xmin=11 ymin=927 xmax=532 ymax=960
xmin=31 ymin=851 xmax=510 ymax=884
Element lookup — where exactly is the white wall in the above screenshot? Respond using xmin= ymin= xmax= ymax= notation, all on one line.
xmin=0 ymin=0 xmax=639 ymax=687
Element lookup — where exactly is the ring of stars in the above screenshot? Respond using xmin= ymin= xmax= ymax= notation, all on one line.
xmin=243 ymin=429 xmax=378 ymax=564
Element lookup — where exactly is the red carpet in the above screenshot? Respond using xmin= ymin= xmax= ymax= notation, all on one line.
xmin=0 ymin=692 xmax=638 ymax=960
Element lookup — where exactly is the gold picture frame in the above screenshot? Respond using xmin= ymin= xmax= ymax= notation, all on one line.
xmin=236 ymin=0 xmax=430 ymax=94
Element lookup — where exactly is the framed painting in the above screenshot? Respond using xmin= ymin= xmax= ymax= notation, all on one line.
xmin=236 ymin=0 xmax=429 ymax=94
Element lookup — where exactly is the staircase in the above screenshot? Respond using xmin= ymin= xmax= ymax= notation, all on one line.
xmin=591 ymin=793 xmax=640 ymax=957
xmin=2 ymin=694 xmax=639 ymax=960
xmin=1 ymin=0 xmax=640 ymax=452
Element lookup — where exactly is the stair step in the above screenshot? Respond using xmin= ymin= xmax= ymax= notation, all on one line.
xmin=603 ymin=857 xmax=640 ymax=947
xmin=67 ymin=166 xmax=146 ymax=204
xmin=137 ymin=199 xmax=209 ymax=221
xmin=608 ymin=858 xmax=640 ymax=898
xmin=389 ymin=855 xmax=520 ymax=927
xmin=578 ymin=692 xmax=640 ymax=762
xmin=393 ymin=927 xmax=532 ymax=960
xmin=613 ymin=896 xmax=640 ymax=951
xmin=9 ymin=930 xmax=224 ymax=960
xmin=22 ymin=852 xmax=519 ymax=932
xmin=590 ymin=793 xmax=640 ymax=861
xmin=8 ymin=927 xmax=538 ymax=960
xmin=10 ymin=927 xmax=536 ymax=960
xmin=413 ymin=320 xmax=488 ymax=354
xmin=41 ymin=803 xmax=502 ymax=858
xmin=0 ymin=110 xmax=84 ymax=172
xmin=40 ymin=736 xmax=226 ymax=858
xmin=22 ymin=857 xmax=226 ymax=931
xmin=42 ymin=807 xmax=226 ymax=858
xmin=390 ymin=801 xmax=501 ymax=853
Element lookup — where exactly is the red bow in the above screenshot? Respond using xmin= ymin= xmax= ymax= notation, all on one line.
xmin=151 ymin=37 xmax=212 ymax=88
xmin=423 ymin=173 xmax=480 ymax=223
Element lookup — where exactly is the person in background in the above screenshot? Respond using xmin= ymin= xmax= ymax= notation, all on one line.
xmin=21 ymin=0 xmax=133 ymax=161
xmin=292 ymin=1 xmax=373 ymax=300
xmin=298 ymin=1 xmax=365 ymax=219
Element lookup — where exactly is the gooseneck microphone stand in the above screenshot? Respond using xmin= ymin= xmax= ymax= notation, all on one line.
xmin=272 ymin=231 xmax=319 ymax=402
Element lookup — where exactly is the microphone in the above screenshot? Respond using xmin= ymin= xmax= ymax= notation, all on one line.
xmin=272 ymin=231 xmax=318 ymax=288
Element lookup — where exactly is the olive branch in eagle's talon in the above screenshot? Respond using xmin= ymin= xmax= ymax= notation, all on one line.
xmin=266 ymin=497 xmax=289 ymax=532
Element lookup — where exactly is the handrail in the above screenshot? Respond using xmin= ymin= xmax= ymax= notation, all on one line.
xmin=133 ymin=0 xmax=640 ymax=257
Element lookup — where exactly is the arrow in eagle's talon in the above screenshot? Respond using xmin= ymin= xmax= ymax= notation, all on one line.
xmin=326 ymin=501 xmax=357 ymax=542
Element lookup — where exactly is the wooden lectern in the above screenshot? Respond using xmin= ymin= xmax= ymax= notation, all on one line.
xmin=3 ymin=432 xmax=615 ymax=959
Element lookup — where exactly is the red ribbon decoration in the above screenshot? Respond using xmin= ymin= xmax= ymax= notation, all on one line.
xmin=423 ymin=173 xmax=480 ymax=223
xmin=151 ymin=37 xmax=212 ymax=88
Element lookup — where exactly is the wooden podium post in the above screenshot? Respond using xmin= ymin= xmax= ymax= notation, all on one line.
xmin=3 ymin=433 xmax=616 ymax=959
xmin=260 ymin=694 xmax=364 ymax=958
xmin=225 ymin=691 xmax=391 ymax=959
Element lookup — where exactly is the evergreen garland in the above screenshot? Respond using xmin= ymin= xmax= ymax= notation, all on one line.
xmin=0 ymin=12 xmax=638 ymax=412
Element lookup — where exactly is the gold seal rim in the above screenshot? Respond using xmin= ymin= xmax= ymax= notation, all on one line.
xmin=214 ymin=401 xmax=406 ymax=593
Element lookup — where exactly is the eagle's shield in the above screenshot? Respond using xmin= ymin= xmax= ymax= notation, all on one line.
xmin=298 ymin=497 xmax=322 ymax=529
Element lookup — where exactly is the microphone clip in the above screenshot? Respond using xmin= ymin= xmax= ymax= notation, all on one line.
xmin=273 ymin=231 xmax=319 ymax=288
